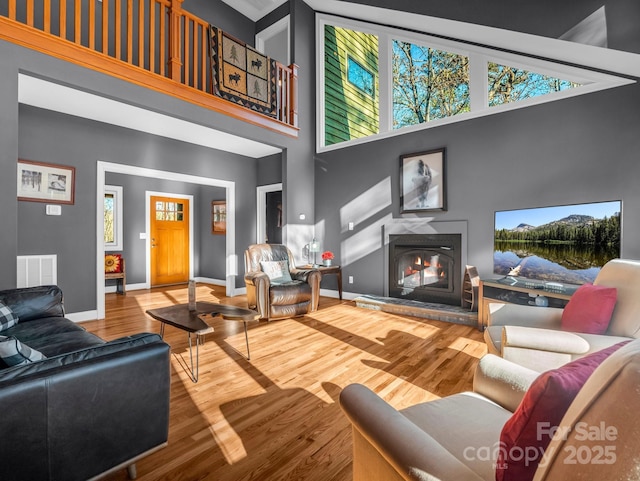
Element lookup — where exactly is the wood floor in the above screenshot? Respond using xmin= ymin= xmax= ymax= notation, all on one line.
xmin=89 ymin=284 xmax=487 ymax=481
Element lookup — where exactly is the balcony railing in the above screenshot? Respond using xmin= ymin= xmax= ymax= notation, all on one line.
xmin=0 ymin=0 xmax=298 ymax=136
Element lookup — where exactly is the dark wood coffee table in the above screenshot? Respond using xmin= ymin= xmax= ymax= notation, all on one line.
xmin=146 ymin=302 xmax=259 ymax=381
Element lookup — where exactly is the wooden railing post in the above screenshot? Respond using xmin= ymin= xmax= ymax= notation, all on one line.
xmin=289 ymin=64 xmax=299 ymax=128
xmin=168 ymin=0 xmax=184 ymax=82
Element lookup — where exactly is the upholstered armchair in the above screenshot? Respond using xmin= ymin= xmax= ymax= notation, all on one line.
xmin=244 ymin=244 xmax=321 ymax=320
xmin=340 ymin=340 xmax=640 ymax=481
xmin=485 ymin=259 xmax=640 ymax=371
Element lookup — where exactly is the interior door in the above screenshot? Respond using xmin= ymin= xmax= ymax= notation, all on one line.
xmin=150 ymin=196 xmax=190 ymax=286
xmin=265 ymin=190 xmax=282 ymax=244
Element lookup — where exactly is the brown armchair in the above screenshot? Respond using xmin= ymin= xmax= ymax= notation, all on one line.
xmin=244 ymin=244 xmax=321 ymax=320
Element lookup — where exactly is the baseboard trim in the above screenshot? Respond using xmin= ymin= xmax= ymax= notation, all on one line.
xmin=194 ymin=277 xmax=226 ymax=286
xmin=319 ymin=288 xmax=359 ymax=300
xmin=105 ymin=282 xmax=148 ymax=294
xmin=66 ymin=310 xmax=98 ymax=323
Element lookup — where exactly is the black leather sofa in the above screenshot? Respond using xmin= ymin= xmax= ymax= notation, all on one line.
xmin=0 ymin=285 xmax=171 ymax=481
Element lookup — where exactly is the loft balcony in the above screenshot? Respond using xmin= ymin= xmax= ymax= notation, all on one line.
xmin=0 ymin=0 xmax=299 ymax=137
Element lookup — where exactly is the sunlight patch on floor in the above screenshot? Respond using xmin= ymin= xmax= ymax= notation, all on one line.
xmin=448 ymin=336 xmax=487 ymax=358
xmin=207 ymin=417 xmax=248 ymax=464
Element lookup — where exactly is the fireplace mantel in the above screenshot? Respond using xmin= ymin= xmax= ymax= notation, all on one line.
xmin=383 ymin=219 xmax=468 ymax=297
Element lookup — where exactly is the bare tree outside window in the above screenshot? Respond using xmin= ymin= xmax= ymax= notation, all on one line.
xmin=488 ymin=63 xmax=581 ymax=107
xmin=393 ymin=41 xmax=470 ymax=129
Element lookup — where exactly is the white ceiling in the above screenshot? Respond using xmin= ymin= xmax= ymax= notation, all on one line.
xmin=18 ymin=75 xmax=282 ymax=159
xmin=220 ymin=0 xmax=287 ymax=22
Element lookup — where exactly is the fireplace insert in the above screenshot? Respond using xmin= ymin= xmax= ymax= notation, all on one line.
xmin=388 ymin=234 xmax=462 ymax=306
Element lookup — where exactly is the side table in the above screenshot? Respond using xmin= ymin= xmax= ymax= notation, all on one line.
xmin=300 ymin=264 xmax=343 ymax=300
xmin=478 ymin=278 xmax=576 ymax=329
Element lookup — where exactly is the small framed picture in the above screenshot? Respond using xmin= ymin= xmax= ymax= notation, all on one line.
xmin=400 ymin=148 xmax=446 ymax=213
xmin=17 ymin=159 xmax=75 ymax=204
xmin=211 ymin=200 xmax=227 ymax=235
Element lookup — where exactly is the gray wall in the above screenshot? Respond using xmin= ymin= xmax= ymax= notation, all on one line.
xmin=257 ymin=153 xmax=283 ymax=186
xmin=1 ymin=0 xmax=303 ymax=311
xmin=282 ymin=0 xmax=316 ymax=255
xmin=6 ymin=0 xmax=638 ymax=312
xmin=0 ymin=55 xmax=20 ymax=292
xmin=17 ymin=104 xmax=260 ymax=311
xmin=183 ymin=0 xmax=255 ymax=46
xmin=312 ymin=0 xmax=640 ymax=297
xmin=316 ymin=82 xmax=640 ymax=296
xmin=199 ymin=184 xmax=227 ymax=280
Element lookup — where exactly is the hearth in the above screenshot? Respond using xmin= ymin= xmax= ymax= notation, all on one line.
xmin=388 ymin=234 xmax=462 ymax=306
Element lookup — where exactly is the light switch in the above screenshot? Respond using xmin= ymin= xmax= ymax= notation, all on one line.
xmin=46 ymin=205 xmax=61 ymax=216
xmin=348 ymin=222 xmax=354 ymax=230
xmin=139 ymin=233 xmax=147 ymax=239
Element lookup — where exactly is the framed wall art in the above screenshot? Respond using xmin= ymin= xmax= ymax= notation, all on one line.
xmin=211 ymin=200 xmax=227 ymax=235
xmin=400 ymin=148 xmax=446 ymax=213
xmin=17 ymin=159 xmax=75 ymax=204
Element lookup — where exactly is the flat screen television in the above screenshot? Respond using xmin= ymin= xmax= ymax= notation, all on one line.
xmin=494 ymin=200 xmax=622 ymax=285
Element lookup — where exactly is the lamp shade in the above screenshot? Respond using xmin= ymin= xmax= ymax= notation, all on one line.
xmin=309 ymin=238 xmax=320 ymax=253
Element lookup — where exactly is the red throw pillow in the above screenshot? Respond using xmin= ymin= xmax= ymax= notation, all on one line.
xmin=495 ymin=341 xmax=629 ymax=481
xmin=560 ymin=283 xmax=617 ymax=334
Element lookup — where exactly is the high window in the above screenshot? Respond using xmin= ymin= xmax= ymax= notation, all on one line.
xmin=488 ymin=63 xmax=580 ymax=107
xmin=392 ymin=40 xmax=469 ymax=129
xmin=317 ymin=14 xmax=632 ymax=152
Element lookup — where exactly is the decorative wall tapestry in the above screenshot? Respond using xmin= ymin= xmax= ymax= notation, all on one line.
xmin=209 ymin=26 xmax=277 ymax=117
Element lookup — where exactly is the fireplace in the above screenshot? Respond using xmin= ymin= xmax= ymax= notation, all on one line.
xmin=388 ymin=234 xmax=462 ymax=306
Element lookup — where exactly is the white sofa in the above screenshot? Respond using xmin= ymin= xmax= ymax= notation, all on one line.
xmin=340 ymin=339 xmax=640 ymax=481
xmin=484 ymin=259 xmax=640 ymax=371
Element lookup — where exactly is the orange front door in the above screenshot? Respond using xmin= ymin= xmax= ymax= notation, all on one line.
xmin=150 ymin=196 xmax=190 ymax=286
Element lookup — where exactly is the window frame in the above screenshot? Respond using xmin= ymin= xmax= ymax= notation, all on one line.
xmin=316 ymin=13 xmax=634 ymax=153
xmin=104 ymin=185 xmax=123 ymax=251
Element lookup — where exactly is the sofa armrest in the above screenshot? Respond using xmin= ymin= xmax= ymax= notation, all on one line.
xmin=0 ymin=333 xmax=170 ymax=481
xmin=340 ymin=384 xmax=484 ymax=481
xmin=0 ymin=332 xmax=162 ymax=382
xmin=501 ymin=325 xmax=591 ymax=371
xmin=290 ymin=267 xmax=321 ymax=284
xmin=502 ymin=325 xmax=590 ymax=355
xmin=0 ymin=285 xmax=64 ymax=322
xmin=488 ymin=303 xmax=563 ymax=329
xmin=244 ymin=270 xmax=270 ymax=287
xmin=472 ymin=354 xmax=539 ymax=412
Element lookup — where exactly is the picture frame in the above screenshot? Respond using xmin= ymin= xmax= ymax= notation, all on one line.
xmin=400 ymin=148 xmax=446 ymax=213
xmin=211 ymin=200 xmax=227 ymax=235
xmin=17 ymin=159 xmax=75 ymax=204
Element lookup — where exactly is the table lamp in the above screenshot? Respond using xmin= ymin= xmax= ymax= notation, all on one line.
xmin=309 ymin=238 xmax=320 ymax=267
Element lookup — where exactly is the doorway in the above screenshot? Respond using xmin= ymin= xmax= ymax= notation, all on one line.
xmin=257 ymin=183 xmax=283 ymax=244
xmin=150 ymin=194 xmax=191 ymax=286
xmin=97 ymin=161 xmax=237 ymax=320
xmin=255 ymin=16 xmax=290 ymax=65
xmin=265 ymin=191 xmax=282 ymax=244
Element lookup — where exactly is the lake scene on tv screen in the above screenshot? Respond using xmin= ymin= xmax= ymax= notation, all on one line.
xmin=494 ymin=201 xmax=621 ymax=285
